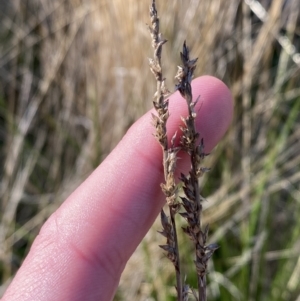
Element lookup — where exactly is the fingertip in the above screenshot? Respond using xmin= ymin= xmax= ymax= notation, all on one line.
xmin=192 ymin=76 xmax=233 ymax=152
xmin=167 ymin=76 xmax=233 ymax=153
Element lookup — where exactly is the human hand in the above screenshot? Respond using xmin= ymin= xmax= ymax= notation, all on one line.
xmin=1 ymin=76 xmax=233 ymax=301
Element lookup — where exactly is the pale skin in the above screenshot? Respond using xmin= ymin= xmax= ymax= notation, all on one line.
xmin=1 ymin=76 xmax=233 ymax=301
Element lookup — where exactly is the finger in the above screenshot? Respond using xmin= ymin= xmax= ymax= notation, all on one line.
xmin=2 ymin=76 xmax=233 ymax=301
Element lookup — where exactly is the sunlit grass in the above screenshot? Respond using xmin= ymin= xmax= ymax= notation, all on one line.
xmin=0 ymin=0 xmax=300 ymax=300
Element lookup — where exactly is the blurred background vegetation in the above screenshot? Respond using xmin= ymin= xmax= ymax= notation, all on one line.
xmin=0 ymin=0 xmax=300 ymax=300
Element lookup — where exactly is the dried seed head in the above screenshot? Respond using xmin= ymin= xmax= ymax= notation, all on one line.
xmin=158 ymin=209 xmax=180 ymax=270
xmin=175 ymin=41 xmax=198 ymax=100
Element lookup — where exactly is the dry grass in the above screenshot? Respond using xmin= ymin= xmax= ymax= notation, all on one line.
xmin=0 ymin=0 xmax=300 ymax=300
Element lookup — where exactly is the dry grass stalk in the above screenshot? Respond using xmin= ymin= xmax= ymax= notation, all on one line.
xmin=148 ymin=1 xmax=218 ymax=300
xmin=147 ymin=0 xmax=183 ymax=299
xmin=175 ymin=41 xmax=218 ymax=301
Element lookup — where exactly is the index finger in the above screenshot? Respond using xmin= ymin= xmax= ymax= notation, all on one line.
xmin=2 ymin=76 xmax=233 ymax=301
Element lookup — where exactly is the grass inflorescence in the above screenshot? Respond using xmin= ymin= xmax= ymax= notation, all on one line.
xmin=147 ymin=1 xmax=183 ymax=298
xmin=148 ymin=1 xmax=218 ymax=300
